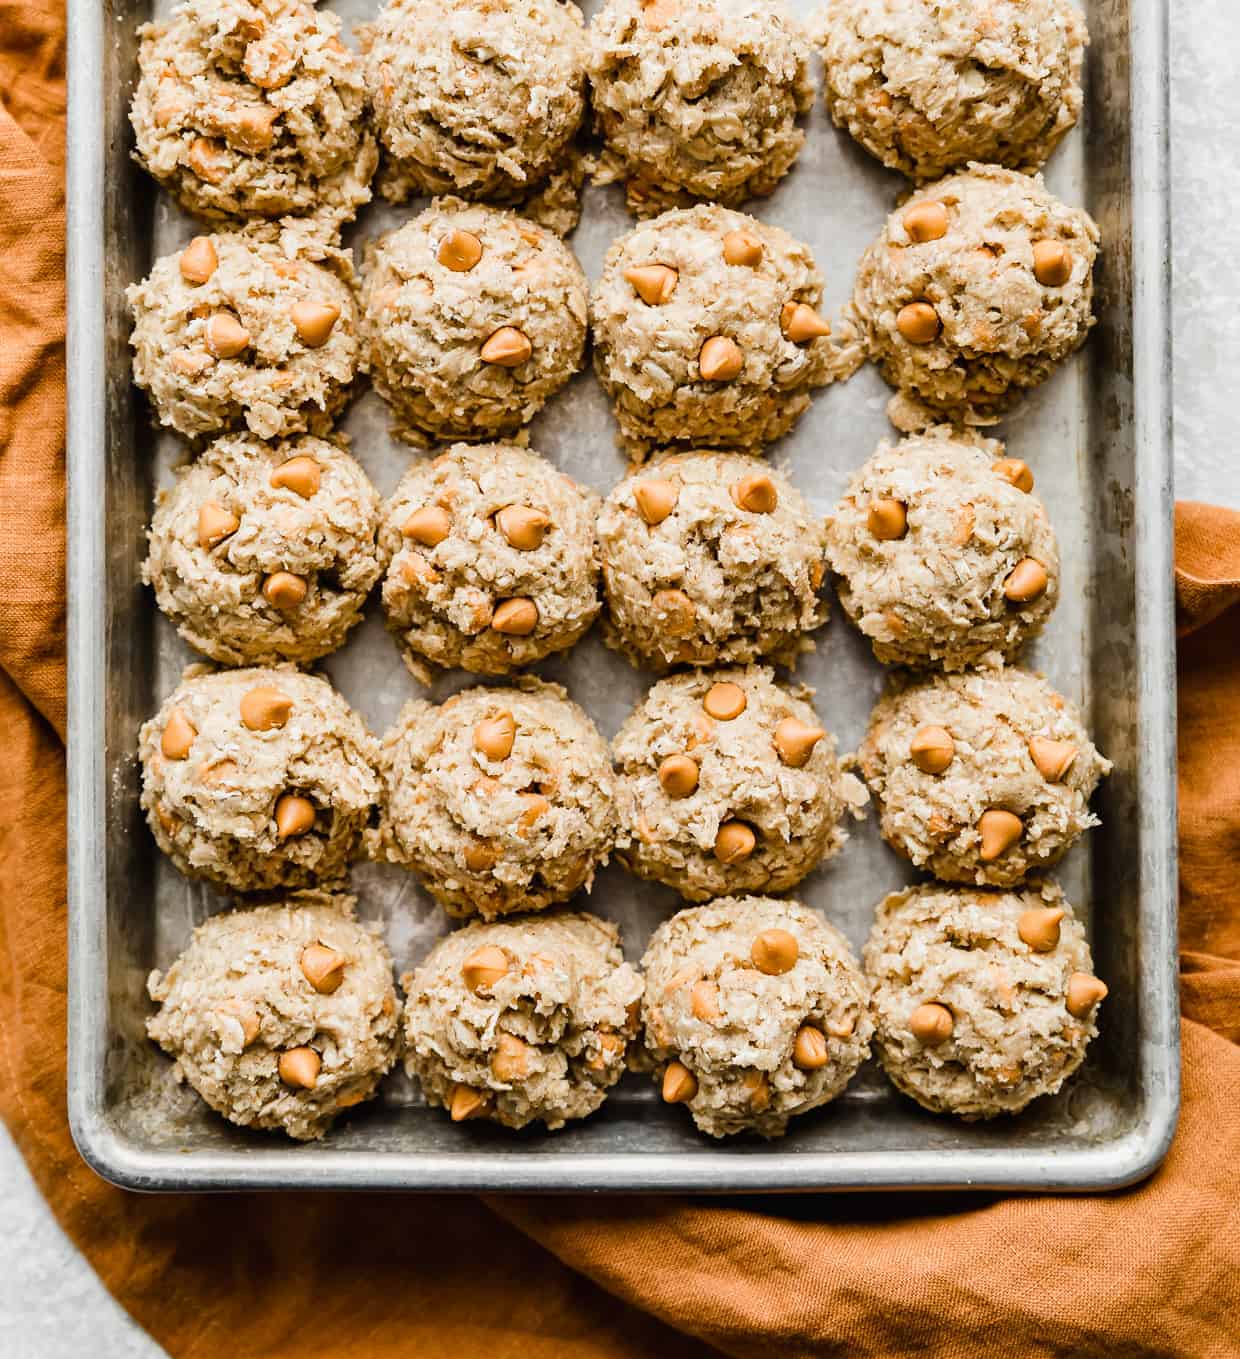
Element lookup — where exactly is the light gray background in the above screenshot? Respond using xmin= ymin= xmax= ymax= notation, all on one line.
xmin=3 ymin=4 xmax=1237 ymax=1354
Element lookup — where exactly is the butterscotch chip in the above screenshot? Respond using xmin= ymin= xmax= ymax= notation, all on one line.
xmin=1028 ymin=737 xmax=1078 ymax=782
xmin=722 ymin=230 xmax=764 ymax=266
xmin=300 ymin=942 xmax=346 ymax=994
xmin=993 ymin=458 xmax=1034 ymax=493
xmin=902 ymin=202 xmax=949 ymax=243
xmin=698 ymin=335 xmax=743 ymax=381
xmin=896 ymin=302 xmax=940 ymax=345
xmin=661 ymin=1060 xmax=698 ymax=1104
xmin=1017 ymin=907 xmax=1064 ymax=952
xmin=403 ymin=505 xmax=452 ymax=547
xmin=275 ymin=793 xmax=316 ymax=840
xmin=495 ymin=505 xmax=550 ymax=551
xmin=773 ymin=718 xmax=825 ymax=768
xmin=180 ymin=236 xmax=219 ymax=285
xmin=205 ymin=312 xmax=251 ymax=359
xmin=491 ymin=597 xmax=539 ymax=635
xmin=751 ymin=928 xmax=799 ymax=976
xmin=481 ymin=326 xmax=533 ymax=367
xmin=624 ymin=264 xmax=678 ymax=305
xmin=714 ymin=820 xmax=757 ymax=864
xmin=438 ymin=229 xmax=483 ymax=272
xmin=792 ymin=1025 xmax=828 ymax=1070
xmin=1032 ymin=240 xmax=1073 ymax=287
xmin=866 ymin=497 xmax=908 ymax=540
xmin=1065 ymin=971 xmax=1107 ymax=1018
xmin=161 ymin=707 xmax=197 ymax=760
xmin=658 ymin=754 xmax=699 ymax=799
xmin=780 ymin=301 xmax=831 ymax=343
xmin=449 ymin=1083 xmax=489 ymax=1122
xmin=730 ymin=473 xmax=778 ymax=514
xmin=909 ymin=725 xmax=955 ymax=775
xmin=703 ymin=682 xmax=746 ymax=721
xmin=690 ymin=979 xmax=720 ymax=1021
xmin=474 ymin=713 xmax=517 ymax=762
xmin=278 ymin=1046 xmax=321 ymax=1089
xmin=291 ymin=300 xmax=341 ymax=349
xmin=908 ymin=1002 xmax=953 ymax=1046
xmin=269 ymin=455 xmax=321 ymax=498
xmin=462 ymin=944 xmax=510 ymax=992
xmin=263 ymin=571 xmax=308 ymax=609
xmin=633 ymin=478 xmax=679 ymax=525
xmin=1004 ymin=557 xmax=1049 ymax=603
xmin=978 ymin=808 xmax=1022 ymax=861
xmin=240 ymin=686 xmax=293 ymax=732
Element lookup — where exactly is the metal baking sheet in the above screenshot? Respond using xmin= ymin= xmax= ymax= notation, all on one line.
xmin=66 ymin=0 xmax=1179 ymax=1192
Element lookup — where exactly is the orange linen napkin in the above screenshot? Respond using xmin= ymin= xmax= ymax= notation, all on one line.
xmin=4 ymin=9 xmax=1240 ymax=1359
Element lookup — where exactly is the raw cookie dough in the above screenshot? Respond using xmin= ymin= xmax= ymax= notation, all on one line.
xmin=128 ymin=226 xmax=360 ymax=441
xmin=592 ymin=205 xmax=841 ymax=459
xmin=140 ymin=666 xmax=380 ymax=893
xmin=370 ymin=679 xmax=619 ymax=920
xmin=640 ymin=897 xmax=872 ymax=1138
xmin=402 ymin=912 xmax=643 ymax=1130
xmin=360 ymin=200 xmax=589 ymax=447
xmin=864 ymin=881 xmax=1105 ymax=1118
xmin=144 ymin=432 xmax=382 ymax=666
xmin=858 ymin=667 xmax=1111 ymax=886
xmin=825 ymin=427 xmax=1060 ymax=669
xmin=588 ymin=0 xmax=813 ymax=216
xmin=359 ymin=0 xmax=588 ymax=233
xmin=377 ymin=443 xmax=600 ymax=678
xmin=131 ymin=0 xmax=376 ymax=227
xmin=147 ymin=893 xmax=400 ymax=1141
xmin=598 ymin=451 xmax=828 ymax=671
xmin=613 ymin=666 xmax=867 ymax=901
xmin=849 ymin=164 xmax=1099 ymax=427
xmin=811 ymin=0 xmax=1087 ymax=182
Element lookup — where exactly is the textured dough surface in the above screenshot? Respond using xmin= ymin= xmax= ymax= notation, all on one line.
xmin=371 ymin=679 xmax=619 ymax=920
xmin=588 ymin=0 xmax=813 ymax=215
xmin=360 ymin=0 xmax=587 ymax=231
xmin=360 ymin=200 xmax=589 ymax=446
xmin=825 ymin=427 xmax=1059 ymax=668
xmin=613 ymin=666 xmax=867 ymax=901
xmin=592 ymin=204 xmax=840 ymax=459
xmin=140 ymin=666 xmax=380 ymax=893
xmin=128 ymin=225 xmax=360 ymax=441
xmin=403 ymin=911 xmax=643 ymax=1130
xmin=640 ymin=897 xmax=872 ymax=1138
xmin=131 ymin=0 xmax=376 ymax=226
xmin=147 ymin=893 xmax=400 ymax=1140
xmin=598 ymin=451 xmax=828 ymax=671
xmin=377 ymin=443 xmax=600 ymax=678
xmin=810 ymin=0 xmax=1087 ymax=182
xmin=859 ymin=667 xmax=1111 ymax=885
xmin=144 ymin=432 xmax=381 ymax=666
xmin=850 ymin=164 xmax=1099 ymax=427
xmin=864 ymin=881 xmax=1101 ymax=1118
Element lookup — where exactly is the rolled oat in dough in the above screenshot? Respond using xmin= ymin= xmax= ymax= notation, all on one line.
xmin=640 ymin=897 xmax=872 ymax=1138
xmin=865 ymin=880 xmax=1105 ymax=1119
xmin=370 ymin=678 xmax=620 ymax=920
xmin=403 ymin=911 xmax=643 ymax=1130
xmin=824 ymin=427 xmax=1060 ymax=669
xmin=598 ymin=451 xmax=828 ymax=671
xmin=147 ymin=893 xmax=400 ymax=1141
xmin=144 ymin=432 xmax=382 ymax=666
xmin=139 ymin=666 xmax=380 ymax=894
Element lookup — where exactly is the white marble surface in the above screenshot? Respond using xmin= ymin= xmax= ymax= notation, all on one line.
xmin=3 ymin=8 xmax=1237 ymax=1357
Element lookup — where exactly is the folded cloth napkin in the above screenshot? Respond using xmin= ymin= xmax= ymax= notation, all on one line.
xmin=2 ymin=9 xmax=1239 ymax=1359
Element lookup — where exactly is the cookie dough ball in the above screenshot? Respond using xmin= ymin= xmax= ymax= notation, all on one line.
xmin=371 ymin=679 xmax=619 ymax=920
xmin=360 ymin=0 xmax=587 ymax=229
xmin=588 ymin=0 xmax=813 ymax=216
xmin=858 ymin=668 xmax=1111 ymax=886
xmin=864 ymin=881 xmax=1106 ymax=1118
xmin=598 ymin=452 xmax=828 ymax=671
xmin=811 ymin=0 xmax=1087 ymax=182
xmin=851 ymin=166 xmax=1099 ymax=426
xmin=377 ymin=443 xmax=600 ymax=678
xmin=403 ymin=912 xmax=642 ymax=1130
xmin=130 ymin=0 xmax=376 ymax=226
xmin=360 ymin=201 xmax=588 ymax=447
xmin=147 ymin=893 xmax=400 ymax=1141
xmin=640 ymin=897 xmax=871 ymax=1138
xmin=144 ymin=433 xmax=382 ymax=666
xmin=128 ymin=228 xmax=360 ymax=441
xmin=613 ymin=667 xmax=867 ymax=901
xmin=139 ymin=667 xmax=380 ymax=893
xmin=825 ymin=428 xmax=1060 ymax=668
xmin=592 ymin=205 xmax=838 ymax=458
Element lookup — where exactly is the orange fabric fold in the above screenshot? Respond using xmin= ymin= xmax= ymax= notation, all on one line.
xmin=3 ymin=8 xmax=1240 ymax=1359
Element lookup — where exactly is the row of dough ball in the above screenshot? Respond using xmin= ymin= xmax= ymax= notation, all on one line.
xmin=130 ymin=0 xmax=1088 ymax=233
xmin=128 ymin=172 xmax=1099 ymax=456
xmin=139 ymin=660 xmax=1107 ymax=911
xmin=147 ymin=883 xmax=1106 ymax=1142
xmin=144 ymin=428 xmax=1064 ymax=679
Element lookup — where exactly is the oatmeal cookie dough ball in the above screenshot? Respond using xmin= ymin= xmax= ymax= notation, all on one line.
xmin=139 ymin=667 xmax=380 ymax=893
xmin=598 ymin=452 xmax=828 ymax=671
xmin=128 ymin=227 xmax=360 ymax=441
xmin=144 ymin=433 xmax=381 ymax=666
xmin=377 ymin=444 xmax=600 ymax=678
xmin=588 ymin=0 xmax=814 ymax=216
xmin=147 ymin=893 xmax=401 ymax=1141
xmin=864 ymin=881 xmax=1106 ymax=1118
xmin=371 ymin=679 xmax=619 ymax=920
xmin=592 ymin=205 xmax=840 ymax=459
xmin=360 ymin=201 xmax=588 ymax=447
xmin=130 ymin=0 xmax=376 ymax=227
xmin=640 ymin=897 xmax=871 ymax=1138
xmin=359 ymin=0 xmax=588 ymax=231
xmin=851 ymin=165 xmax=1099 ymax=427
xmin=858 ymin=668 xmax=1111 ymax=886
xmin=403 ymin=912 xmax=643 ymax=1130
xmin=825 ymin=427 xmax=1060 ymax=669
xmin=613 ymin=667 xmax=867 ymax=901
xmin=811 ymin=0 xmax=1087 ymax=183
